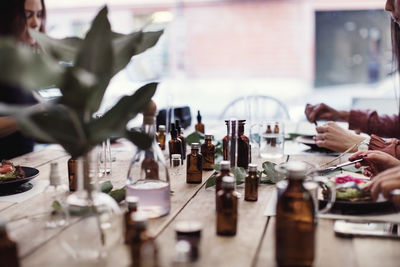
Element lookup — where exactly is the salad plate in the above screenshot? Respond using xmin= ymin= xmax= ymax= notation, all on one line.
xmin=0 ymin=166 xmax=40 ymax=193
xmin=295 ymin=135 xmax=333 ymax=152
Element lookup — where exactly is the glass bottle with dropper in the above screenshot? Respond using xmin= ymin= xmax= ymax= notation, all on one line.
xmin=169 ymin=123 xmax=183 ymax=165
xmin=195 ymin=110 xmax=204 ymax=133
xmin=176 ymin=120 xmax=186 ymax=160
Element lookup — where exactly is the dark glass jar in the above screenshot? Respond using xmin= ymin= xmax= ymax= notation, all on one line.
xmin=237 ymin=120 xmax=250 ymax=169
xmin=245 ymin=164 xmax=259 ymax=201
xmin=216 ymin=176 xmax=239 ymax=236
xmin=67 ymin=157 xmax=77 ymax=192
xmin=186 ymin=143 xmax=202 ymax=184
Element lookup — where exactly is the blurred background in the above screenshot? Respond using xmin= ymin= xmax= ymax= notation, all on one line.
xmin=45 ymin=0 xmax=397 ymax=132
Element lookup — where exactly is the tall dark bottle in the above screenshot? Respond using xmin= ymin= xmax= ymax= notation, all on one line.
xmin=276 ymin=161 xmax=315 ymax=267
xmin=222 ymin=120 xmax=230 ymax=161
xmin=186 ymin=143 xmax=202 ymax=184
xmin=175 ymin=120 xmax=186 ymax=160
xmin=237 ymin=120 xmax=251 ymax=169
xmin=216 ymin=176 xmax=239 ymax=236
xmin=0 ymin=222 xmax=20 ymax=267
xmin=245 ymin=164 xmax=259 ymax=201
xmin=169 ymin=123 xmax=183 ymax=165
xmin=195 ymin=110 xmax=204 ymax=133
xmin=201 ymin=134 xmax=215 ymax=170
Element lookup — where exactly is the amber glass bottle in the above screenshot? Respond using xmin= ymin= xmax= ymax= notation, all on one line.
xmin=222 ymin=120 xmax=230 ymax=161
xmin=186 ymin=143 xmax=202 ymax=184
xmin=216 ymin=176 xmax=239 ymax=236
xmin=215 ymin=161 xmax=232 ymax=194
xmin=276 ymin=161 xmax=315 ymax=267
xmin=237 ymin=120 xmax=251 ymax=169
xmin=0 ymin=222 xmax=20 ymax=267
xmin=266 ymin=125 xmax=272 ymax=145
xmin=129 ymin=214 xmax=158 ymax=267
xmin=201 ymin=134 xmax=215 ymax=170
xmin=124 ymin=196 xmax=139 ymax=244
xmin=156 ymin=125 xmax=166 ymax=150
xmin=169 ymin=123 xmax=183 ymax=166
xmin=175 ymin=120 xmax=186 ymax=160
xmin=195 ymin=110 xmax=205 ymax=133
xmin=245 ymin=164 xmax=259 ymax=201
xmin=67 ymin=157 xmax=77 ymax=191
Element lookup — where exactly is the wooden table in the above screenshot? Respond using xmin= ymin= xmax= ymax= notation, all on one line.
xmin=2 ymin=141 xmax=400 ymax=267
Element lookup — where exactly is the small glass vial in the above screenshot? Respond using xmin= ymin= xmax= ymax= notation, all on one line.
xmin=124 ymin=196 xmax=139 ymax=244
xmin=171 ymin=154 xmax=183 ymax=179
xmin=176 ymin=120 xmax=187 ymax=160
xmin=276 ymin=161 xmax=315 ymax=267
xmin=44 ymin=162 xmax=68 ymax=228
xmin=157 ymin=125 xmax=166 ymax=150
xmin=245 ymin=164 xmax=259 ymax=201
xmin=215 ymin=161 xmax=233 ymax=194
xmin=129 ymin=213 xmax=158 ymax=267
xmin=169 ymin=123 xmax=183 ymax=165
xmin=0 ymin=222 xmax=19 ymax=267
xmin=67 ymin=157 xmax=77 ymax=191
xmin=201 ymin=135 xmax=215 ymax=171
xmin=195 ymin=110 xmax=204 ymax=133
xmin=237 ymin=120 xmax=250 ymax=169
xmin=175 ymin=220 xmax=202 ymax=261
xmin=186 ymin=143 xmax=202 ymax=184
xmin=216 ymin=176 xmax=239 ymax=236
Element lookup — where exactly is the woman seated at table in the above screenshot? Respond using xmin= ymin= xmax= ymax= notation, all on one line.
xmin=0 ymin=0 xmax=46 ymax=160
xmin=304 ymin=0 xmax=400 ymax=156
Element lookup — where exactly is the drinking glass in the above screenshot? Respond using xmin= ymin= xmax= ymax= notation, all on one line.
xmin=257 ymin=121 xmax=285 ymax=159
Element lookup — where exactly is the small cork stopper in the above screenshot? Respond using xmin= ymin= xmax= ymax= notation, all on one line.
xmin=142 ymin=100 xmax=157 ymax=125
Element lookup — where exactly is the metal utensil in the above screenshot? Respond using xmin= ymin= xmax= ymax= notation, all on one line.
xmin=318 ymin=158 xmax=363 ymax=174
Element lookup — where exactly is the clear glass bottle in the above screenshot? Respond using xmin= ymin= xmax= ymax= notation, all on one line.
xmin=237 ymin=120 xmax=250 ymax=169
xmin=169 ymin=123 xmax=183 ymax=165
xmin=129 ymin=213 xmax=158 ymax=267
xmin=124 ymin=196 xmax=139 ymax=244
xmin=216 ymin=176 xmax=239 ymax=236
xmin=0 ymin=222 xmax=19 ymax=267
xmin=176 ymin=120 xmax=187 ymax=160
xmin=156 ymin=125 xmax=166 ymax=151
xmin=44 ymin=162 xmax=68 ymax=228
xmin=276 ymin=161 xmax=315 ymax=267
xmin=201 ymin=134 xmax=215 ymax=170
xmin=186 ymin=143 xmax=202 ymax=184
xmin=215 ymin=161 xmax=233 ymax=194
xmin=195 ymin=110 xmax=204 ymax=133
xmin=127 ymin=101 xmax=171 ymax=219
xmin=244 ymin=163 xmax=259 ymax=201
xmin=171 ymin=154 xmax=183 ymax=180
xmin=67 ymin=157 xmax=77 ymax=191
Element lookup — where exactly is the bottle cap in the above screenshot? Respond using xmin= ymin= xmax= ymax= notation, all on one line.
xmin=175 ymin=220 xmax=202 ymax=236
xmin=126 ymin=196 xmax=139 ymax=211
xmin=205 ymin=134 xmax=213 ymax=140
xmin=172 ymin=154 xmax=182 ymax=160
xmin=49 ymin=162 xmax=62 ymax=186
xmin=159 ymin=125 xmax=166 ymax=131
xmin=222 ymin=176 xmax=235 ymax=188
xmin=191 ymin=143 xmax=199 ymax=150
xmin=248 ymin=164 xmax=257 ymax=172
xmin=285 ymin=161 xmax=307 ymax=179
xmin=220 ymin=161 xmax=230 ymax=170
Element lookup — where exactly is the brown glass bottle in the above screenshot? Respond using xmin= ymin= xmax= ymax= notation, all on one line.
xmin=201 ymin=134 xmax=215 ymax=170
xmin=266 ymin=125 xmax=272 ymax=145
xmin=215 ymin=160 xmax=233 ymax=194
xmin=0 ymin=222 xmax=20 ymax=267
xmin=141 ymin=151 xmax=159 ymax=179
xmin=175 ymin=120 xmax=186 ymax=160
xmin=67 ymin=157 xmax=77 ymax=192
xmin=276 ymin=162 xmax=315 ymax=267
xmin=245 ymin=164 xmax=259 ymax=201
xmin=169 ymin=123 xmax=183 ymax=166
xmin=216 ymin=176 xmax=239 ymax=236
xmin=195 ymin=110 xmax=205 ymax=133
xmin=156 ymin=125 xmax=166 ymax=150
xmin=237 ymin=120 xmax=251 ymax=169
xmin=129 ymin=214 xmax=158 ymax=267
xmin=222 ymin=120 xmax=238 ymax=167
xmin=222 ymin=120 xmax=230 ymax=161
xmin=186 ymin=143 xmax=202 ymax=184
xmin=125 ymin=196 xmax=139 ymax=244
xmin=272 ymin=122 xmax=279 ymax=147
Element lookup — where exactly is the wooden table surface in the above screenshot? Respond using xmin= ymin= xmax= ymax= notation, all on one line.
xmin=2 ymin=141 xmax=400 ymax=267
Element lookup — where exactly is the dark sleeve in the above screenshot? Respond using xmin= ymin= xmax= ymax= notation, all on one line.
xmin=348 ymin=109 xmax=400 ymax=138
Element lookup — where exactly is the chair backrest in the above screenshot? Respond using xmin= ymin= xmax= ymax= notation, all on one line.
xmin=218 ymin=95 xmax=290 ymax=122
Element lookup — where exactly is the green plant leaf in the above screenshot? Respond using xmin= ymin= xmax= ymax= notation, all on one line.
xmin=0 ymin=39 xmax=63 ymax=91
xmin=205 ymin=174 xmax=216 ymax=188
xmin=112 ymin=30 xmax=163 ymax=76
xmin=212 ymin=163 xmax=221 ymax=171
xmin=231 ymin=166 xmax=247 ymax=185
xmin=29 ymin=29 xmax=81 ymax=62
xmin=75 ymin=6 xmax=113 ymax=115
xmin=109 ymin=188 xmax=126 ymax=203
xmin=124 ymin=129 xmax=153 ymax=150
xmin=86 ymin=82 xmax=157 ymax=145
xmin=100 ymin=181 xmax=113 ymax=193
xmin=186 ymin=131 xmax=205 ymax=145
xmin=260 ymin=161 xmax=279 ymax=184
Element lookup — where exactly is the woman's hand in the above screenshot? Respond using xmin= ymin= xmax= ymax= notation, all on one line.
xmin=349 ymin=150 xmax=400 ymax=177
xmin=364 ymin=166 xmax=400 ymax=207
xmin=305 ymin=103 xmax=349 ymax=123
xmin=315 ymin=121 xmax=365 ymax=152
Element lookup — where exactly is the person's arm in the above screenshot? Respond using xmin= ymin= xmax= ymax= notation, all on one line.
xmin=349 ymin=110 xmax=400 ymax=138
xmin=0 ymin=116 xmax=18 ymax=138
xmin=305 ymin=103 xmax=349 ymax=123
